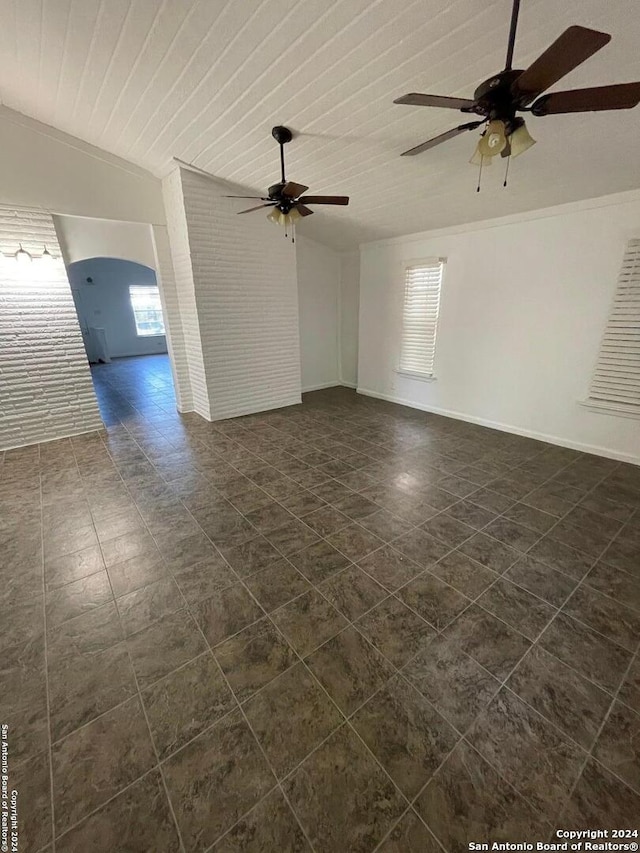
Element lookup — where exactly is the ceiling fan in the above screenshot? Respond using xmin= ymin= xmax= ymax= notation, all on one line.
xmin=224 ymin=126 xmax=349 ymax=240
xmin=394 ymin=0 xmax=640 ymax=172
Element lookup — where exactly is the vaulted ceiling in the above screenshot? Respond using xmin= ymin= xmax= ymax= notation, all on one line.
xmin=1 ymin=0 xmax=639 ymax=249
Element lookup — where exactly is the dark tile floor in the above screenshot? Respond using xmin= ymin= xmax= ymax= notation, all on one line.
xmin=2 ymin=354 xmax=640 ymax=852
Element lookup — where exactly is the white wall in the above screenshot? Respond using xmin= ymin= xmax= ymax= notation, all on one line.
xmin=67 ymin=258 xmax=167 ymax=359
xmin=296 ymin=235 xmax=340 ymax=392
xmin=54 ymin=215 xmax=157 ymax=269
xmin=0 ymin=206 xmax=102 ymax=450
xmin=0 ymin=107 xmax=164 ymax=225
xmin=358 ymin=191 xmax=640 ymax=464
xmin=339 ymin=250 xmax=360 ymax=388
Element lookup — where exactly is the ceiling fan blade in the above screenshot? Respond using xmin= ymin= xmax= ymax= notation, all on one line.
xmin=394 ymin=93 xmax=476 ymax=110
xmin=282 ymin=181 xmax=309 ymax=198
xmin=298 ymin=196 xmax=349 ymax=205
xmin=532 ymin=82 xmax=640 ymax=115
xmin=512 ymin=26 xmax=611 ymax=105
xmin=401 ymin=121 xmax=483 ymax=156
xmin=295 ymin=204 xmax=314 ymax=217
xmin=237 ymin=203 xmax=276 ymax=214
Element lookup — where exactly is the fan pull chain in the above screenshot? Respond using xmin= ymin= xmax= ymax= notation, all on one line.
xmin=476 ymin=155 xmax=484 ymax=193
xmin=503 ymin=154 xmax=511 ymax=188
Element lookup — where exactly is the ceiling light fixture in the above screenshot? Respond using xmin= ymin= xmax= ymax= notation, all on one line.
xmin=41 ymin=245 xmax=55 ymax=264
xmin=15 ymin=244 xmax=32 ymax=265
xmin=509 ymin=120 xmax=536 ymax=157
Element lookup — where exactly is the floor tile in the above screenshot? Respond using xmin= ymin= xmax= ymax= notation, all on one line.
xmin=358 ymin=509 xmax=413 ymax=542
xmin=528 ymin=536 xmax=594 ymax=579
xmin=325 ymin=522 xmax=384 ymax=562
xmin=352 ymin=676 xmax=457 ymax=798
xmin=403 ymin=635 xmax=500 ymax=732
xmin=507 ymin=645 xmax=611 ymax=749
xmin=539 ymin=612 xmax=632 ymax=693
xmin=52 ymin=696 xmax=156 ymax=834
xmin=477 ymin=577 xmax=556 ymax=640
xmin=306 ymin=626 xmax=395 ymax=716
xmin=593 ymin=700 xmax=640 ymax=794
xmin=619 ymin=656 xmax=640 ymax=712
xmin=288 ymin=539 xmax=350 ymax=584
xmin=503 ymin=502 xmax=557 ymax=534
xmin=504 ymin=555 xmax=576 ymax=607
xmin=284 ymin=725 xmax=405 ymax=853
xmin=562 ymin=584 xmax=640 ymax=651
xmin=192 ymin=584 xmax=264 ymax=647
xmin=211 ymin=788 xmax=312 ymax=852
xmin=483 ymin=517 xmax=541 ymax=552
xmin=468 ymin=688 xmax=585 ymax=821
xmin=399 ymin=572 xmax=470 ymax=630
xmin=357 ymin=545 xmax=423 ymax=591
xmin=173 ymin=555 xmax=238 ymax=604
xmin=163 ymin=709 xmax=275 ymax=852
xmin=55 ymin=770 xmax=181 ymax=852
xmin=445 ymin=499 xmax=498 ymax=530
xmin=430 ymin=550 xmax=498 ymax=598
xmin=319 ymin=565 xmax=387 ymax=621
xmin=45 ymin=544 xmax=105 ymax=590
xmin=220 ymin=536 xmax=283 ymax=577
xmin=245 ymin=501 xmax=295 ymax=533
xmin=377 ymin=810 xmax=440 ymax=853
xmin=117 ymin=576 xmax=183 ymax=635
xmin=106 ymin=551 xmax=168 ymax=596
xmin=244 ymin=662 xmax=343 ymax=778
xmin=393 ymin=529 xmax=451 ymax=568
xmin=45 ymin=571 xmax=114 ymax=628
xmin=303 ymin=504 xmax=351 ymax=536
xmin=356 ymin=597 xmax=436 ymax=668
xmin=560 ymin=758 xmax=640 ymax=827
xmin=416 ymin=740 xmax=550 ymax=853
xmin=421 ymin=514 xmax=477 ymax=548
xmin=265 ymin=519 xmax=321 ymax=556
xmin=272 ymin=589 xmax=348 ymax=657
xmin=457 ymin=533 xmax=520 ymax=574
xmin=245 ymin=560 xmax=310 ymax=612
xmin=143 ymin=652 xmax=235 ymax=760
xmin=584 ymin=560 xmax=640 ymax=612
xmin=444 ymin=605 xmax=531 ymax=680
xmin=214 ymin=617 xmax=297 ymax=701
xmin=10 ymin=751 xmax=53 ymax=852
xmin=101 ymin=529 xmax=158 ymax=567
xmin=127 ymin=609 xmax=207 ymax=688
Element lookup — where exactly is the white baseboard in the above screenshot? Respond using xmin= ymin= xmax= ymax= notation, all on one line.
xmin=302 ymin=381 xmax=357 ymax=392
xmin=356 ymin=386 xmax=640 ymax=466
xmin=339 ymin=379 xmax=357 ymax=389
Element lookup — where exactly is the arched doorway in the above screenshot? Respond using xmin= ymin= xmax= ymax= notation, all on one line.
xmin=67 ymin=257 xmax=174 ymax=425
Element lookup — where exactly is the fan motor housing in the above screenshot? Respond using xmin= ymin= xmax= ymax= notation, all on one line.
xmin=470 ymin=69 xmax=524 ymax=119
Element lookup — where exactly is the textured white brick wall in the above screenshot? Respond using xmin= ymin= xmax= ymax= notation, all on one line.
xmin=152 ymin=223 xmax=193 ymax=412
xmin=0 ymin=206 xmax=102 ymax=450
xmin=180 ymin=167 xmax=301 ymax=419
xmin=162 ymin=171 xmax=211 ymax=419
xmin=161 ymin=167 xmax=302 ymax=421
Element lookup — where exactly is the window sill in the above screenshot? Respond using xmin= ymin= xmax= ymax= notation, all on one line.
xmin=136 ymin=333 xmax=166 ymax=338
xmin=579 ymin=399 xmax=640 ymax=421
xmin=395 ymin=369 xmax=437 ymax=383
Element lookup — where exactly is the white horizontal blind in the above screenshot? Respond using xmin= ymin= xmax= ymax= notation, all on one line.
xmin=399 ymin=260 xmax=444 ymax=377
xmin=588 ymin=239 xmax=640 ymax=411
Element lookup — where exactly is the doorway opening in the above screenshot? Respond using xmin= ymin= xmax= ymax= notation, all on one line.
xmin=67 ymin=256 xmax=176 ymax=425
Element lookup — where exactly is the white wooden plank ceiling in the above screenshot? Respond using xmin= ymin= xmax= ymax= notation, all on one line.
xmin=1 ymin=0 xmax=639 ymax=249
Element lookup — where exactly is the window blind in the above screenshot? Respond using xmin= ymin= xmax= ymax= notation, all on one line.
xmin=399 ymin=260 xmax=444 ymax=377
xmin=129 ymin=285 xmax=166 ymax=337
xmin=588 ymin=239 xmax=640 ymax=412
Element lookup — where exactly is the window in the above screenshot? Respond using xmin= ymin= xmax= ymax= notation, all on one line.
xmin=129 ymin=285 xmax=165 ymax=337
xmin=398 ymin=259 xmax=445 ymax=378
xmin=587 ymin=239 xmax=640 ymax=414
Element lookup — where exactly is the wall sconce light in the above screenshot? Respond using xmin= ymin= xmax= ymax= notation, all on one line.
xmin=15 ymin=244 xmax=33 ymax=265
xmin=41 ymin=245 xmax=55 ymax=265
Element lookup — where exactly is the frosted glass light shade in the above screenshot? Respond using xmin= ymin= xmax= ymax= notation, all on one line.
xmin=267 ymin=207 xmax=302 ymax=227
xmin=478 ymin=120 xmax=507 ymax=157
xmin=509 ymin=122 xmax=536 ymax=157
xmin=469 ymin=142 xmax=493 ymax=166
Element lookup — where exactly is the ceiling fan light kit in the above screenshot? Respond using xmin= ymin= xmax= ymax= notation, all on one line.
xmin=393 ymin=0 xmax=640 ymax=189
